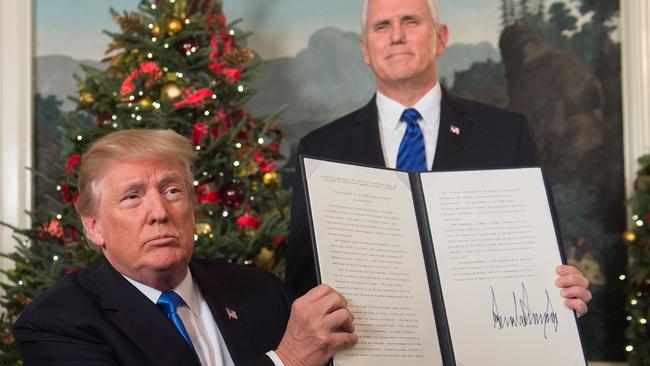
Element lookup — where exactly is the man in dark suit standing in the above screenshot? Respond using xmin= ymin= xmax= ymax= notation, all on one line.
xmin=15 ymin=129 xmax=357 ymax=366
xmin=286 ymin=0 xmax=592 ymax=317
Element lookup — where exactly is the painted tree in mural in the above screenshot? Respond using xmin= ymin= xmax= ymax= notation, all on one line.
xmin=0 ymin=0 xmax=289 ymax=363
xmin=622 ymin=155 xmax=650 ymax=365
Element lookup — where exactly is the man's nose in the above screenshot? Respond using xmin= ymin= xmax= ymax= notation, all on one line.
xmin=147 ymin=193 xmax=169 ymax=224
xmin=389 ymin=23 xmax=405 ymax=44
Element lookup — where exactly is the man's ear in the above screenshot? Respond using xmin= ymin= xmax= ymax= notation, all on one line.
xmin=81 ymin=214 xmax=105 ymax=249
xmin=360 ymin=37 xmax=371 ymax=65
xmin=435 ymin=24 xmax=449 ymax=57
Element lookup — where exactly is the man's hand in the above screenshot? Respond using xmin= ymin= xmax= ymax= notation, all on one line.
xmin=555 ymin=265 xmax=592 ymax=317
xmin=276 ymin=284 xmax=358 ymax=366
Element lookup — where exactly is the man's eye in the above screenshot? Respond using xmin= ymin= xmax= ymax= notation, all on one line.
xmin=374 ymin=23 xmax=389 ymax=31
xmin=166 ymin=187 xmax=182 ymax=196
xmin=124 ymin=194 xmax=139 ymax=201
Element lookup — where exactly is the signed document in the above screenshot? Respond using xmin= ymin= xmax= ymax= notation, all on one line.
xmin=301 ymin=157 xmax=586 ymax=366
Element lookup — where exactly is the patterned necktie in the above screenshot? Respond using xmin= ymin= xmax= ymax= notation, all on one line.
xmin=396 ymin=108 xmax=427 ymax=171
xmin=157 ymin=291 xmax=196 ymax=352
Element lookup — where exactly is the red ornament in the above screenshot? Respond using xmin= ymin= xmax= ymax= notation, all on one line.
xmin=207 ymin=12 xmax=227 ymax=32
xmin=220 ymin=67 xmax=242 ymax=84
xmin=211 ymin=109 xmax=233 ymax=135
xmin=60 ymin=185 xmax=79 ymax=206
xmin=196 ymin=182 xmax=219 ymax=204
xmin=40 ymin=219 xmax=64 ymax=240
xmin=236 ymin=212 xmax=259 ymax=231
xmin=266 ymin=142 xmax=280 ymax=155
xmin=272 ymin=235 xmax=285 ymax=247
xmin=208 ymin=33 xmax=231 ymax=62
xmin=253 ymin=148 xmax=277 ymax=173
xmin=172 ymin=88 xmax=213 ymax=109
xmin=176 ymin=37 xmax=199 ymax=55
xmin=219 ymin=182 xmax=245 ymax=208
xmin=119 ymin=61 xmax=162 ymax=95
xmin=95 ymin=112 xmax=112 ymax=128
xmin=192 ymin=121 xmax=211 ymax=146
xmin=61 ymin=184 xmax=71 ymax=203
xmin=66 ymin=154 xmax=82 ymax=175
xmin=65 ymin=225 xmax=77 ymax=244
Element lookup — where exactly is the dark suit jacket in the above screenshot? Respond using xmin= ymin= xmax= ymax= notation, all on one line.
xmin=14 ymin=258 xmax=290 ymax=366
xmin=286 ymin=91 xmax=541 ymax=297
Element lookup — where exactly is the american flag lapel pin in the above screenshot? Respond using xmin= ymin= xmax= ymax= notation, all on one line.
xmin=226 ymin=307 xmax=238 ymax=320
xmin=449 ymin=124 xmax=461 ymax=136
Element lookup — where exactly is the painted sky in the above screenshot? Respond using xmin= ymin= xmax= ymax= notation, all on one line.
xmin=36 ymin=0 xmax=503 ymax=60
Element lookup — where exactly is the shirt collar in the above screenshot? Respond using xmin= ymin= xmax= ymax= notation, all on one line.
xmin=376 ymin=82 xmax=442 ymax=131
xmin=123 ymin=268 xmax=201 ymax=318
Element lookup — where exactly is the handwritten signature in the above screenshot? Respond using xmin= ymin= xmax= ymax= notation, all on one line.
xmin=491 ymin=283 xmax=559 ymax=339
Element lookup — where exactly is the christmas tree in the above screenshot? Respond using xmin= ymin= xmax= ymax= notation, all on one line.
xmin=623 ymin=154 xmax=650 ymax=365
xmin=0 ymin=0 xmax=289 ymax=363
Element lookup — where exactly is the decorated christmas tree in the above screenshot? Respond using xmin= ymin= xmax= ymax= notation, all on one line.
xmin=0 ymin=0 xmax=289 ymax=362
xmin=623 ymin=154 xmax=650 ymax=365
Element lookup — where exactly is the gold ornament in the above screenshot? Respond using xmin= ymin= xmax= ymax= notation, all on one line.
xmin=233 ymin=147 xmax=259 ymax=176
xmin=160 ymin=82 xmax=182 ymax=100
xmin=166 ymin=18 xmax=183 ymax=36
xmin=151 ymin=24 xmax=161 ymax=37
xmin=15 ymin=293 xmax=31 ymax=306
xmin=137 ymin=97 xmax=153 ymax=108
xmin=224 ymin=48 xmax=255 ymax=67
xmin=262 ymin=171 xmax=279 ymax=186
xmin=195 ymin=223 xmax=213 ymax=236
xmin=239 ymin=161 xmax=259 ymax=177
xmin=78 ymin=91 xmax=95 ymax=107
xmin=255 ymin=247 xmax=276 ymax=271
xmin=623 ymin=230 xmax=637 ymax=246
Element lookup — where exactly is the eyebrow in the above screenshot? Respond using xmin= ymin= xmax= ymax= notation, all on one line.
xmin=158 ymin=173 xmax=185 ymax=190
xmin=116 ymin=172 xmax=185 ymax=197
xmin=118 ymin=181 xmax=146 ymax=198
xmin=371 ymin=14 xmax=422 ymax=28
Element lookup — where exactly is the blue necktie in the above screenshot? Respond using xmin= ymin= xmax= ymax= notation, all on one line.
xmin=396 ymin=108 xmax=427 ymax=171
xmin=157 ymin=291 xmax=196 ymax=352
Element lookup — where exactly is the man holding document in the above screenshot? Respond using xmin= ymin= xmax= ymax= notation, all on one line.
xmin=288 ymin=0 xmax=592 ymax=364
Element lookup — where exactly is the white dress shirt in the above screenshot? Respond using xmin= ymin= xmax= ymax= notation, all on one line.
xmin=124 ymin=270 xmax=284 ymax=366
xmin=376 ymin=83 xmax=442 ymax=169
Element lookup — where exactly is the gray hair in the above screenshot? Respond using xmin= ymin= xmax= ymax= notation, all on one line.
xmin=360 ymin=0 xmax=442 ymax=38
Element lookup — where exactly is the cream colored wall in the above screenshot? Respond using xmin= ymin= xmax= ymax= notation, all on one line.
xmin=0 ymin=1 xmax=33 ymax=276
xmin=622 ymin=0 xmax=650 ymax=201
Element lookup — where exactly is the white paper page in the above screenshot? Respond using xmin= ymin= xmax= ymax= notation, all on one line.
xmin=421 ymin=168 xmax=585 ymax=366
xmin=303 ymin=158 xmax=443 ymax=366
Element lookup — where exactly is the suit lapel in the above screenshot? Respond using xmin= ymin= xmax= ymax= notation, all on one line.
xmin=432 ymin=89 xmax=473 ymax=171
xmin=350 ymin=96 xmax=386 ymax=167
xmin=94 ymin=260 xmax=200 ymax=366
xmin=190 ymin=260 xmax=258 ymax=365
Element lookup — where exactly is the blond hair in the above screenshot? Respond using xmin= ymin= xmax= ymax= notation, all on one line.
xmin=76 ymin=129 xmax=196 ymax=217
